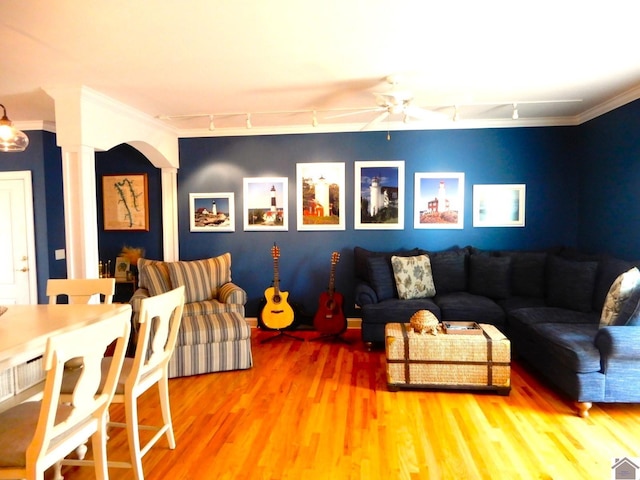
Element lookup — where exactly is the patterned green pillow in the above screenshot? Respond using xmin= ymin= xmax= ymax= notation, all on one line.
xmin=390 ymin=255 xmax=436 ymax=300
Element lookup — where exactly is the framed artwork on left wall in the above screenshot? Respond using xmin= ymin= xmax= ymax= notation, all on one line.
xmin=102 ymin=173 xmax=149 ymax=231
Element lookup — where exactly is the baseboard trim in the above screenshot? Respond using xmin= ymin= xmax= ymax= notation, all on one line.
xmin=246 ymin=317 xmax=361 ymax=329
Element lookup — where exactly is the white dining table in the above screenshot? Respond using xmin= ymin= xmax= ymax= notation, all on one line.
xmin=0 ymin=303 xmax=132 ymax=371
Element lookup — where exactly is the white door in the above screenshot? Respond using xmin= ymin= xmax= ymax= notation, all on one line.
xmin=0 ymin=171 xmax=37 ymax=304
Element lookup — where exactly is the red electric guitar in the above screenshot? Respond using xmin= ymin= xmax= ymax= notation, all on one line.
xmin=313 ymin=251 xmax=346 ymax=338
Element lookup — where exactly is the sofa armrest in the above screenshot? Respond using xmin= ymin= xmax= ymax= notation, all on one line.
xmin=355 ymin=281 xmax=378 ymax=307
xmin=594 ymin=326 xmax=640 ymax=370
xmin=218 ymin=282 xmax=247 ymax=305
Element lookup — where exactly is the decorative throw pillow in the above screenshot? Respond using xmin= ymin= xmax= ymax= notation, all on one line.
xmin=390 ymin=255 xmax=436 ymax=300
xmin=546 ymin=255 xmax=598 ymax=313
xmin=501 ymin=251 xmax=547 ymax=298
xmin=469 ymin=255 xmax=512 ymax=299
xmin=600 ymin=267 xmax=640 ymax=327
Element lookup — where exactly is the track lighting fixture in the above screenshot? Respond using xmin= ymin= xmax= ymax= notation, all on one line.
xmin=312 ymin=110 xmax=318 ymax=127
xmin=0 ymin=104 xmax=29 ymax=152
xmin=453 ymin=105 xmax=460 ymax=122
xmin=208 ymin=115 xmax=215 ymax=131
xmin=512 ymin=103 xmax=519 ymax=120
xmin=246 ymin=113 xmax=252 ymax=129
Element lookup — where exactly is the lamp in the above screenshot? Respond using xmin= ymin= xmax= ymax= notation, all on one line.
xmin=0 ymin=104 xmax=29 ymax=152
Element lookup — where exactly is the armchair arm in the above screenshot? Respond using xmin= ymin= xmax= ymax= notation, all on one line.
xmin=130 ymin=287 xmax=150 ymax=313
xmin=355 ymin=281 xmax=378 ymax=307
xmin=218 ymin=282 xmax=247 ymax=305
xmin=594 ymin=326 xmax=640 ymax=371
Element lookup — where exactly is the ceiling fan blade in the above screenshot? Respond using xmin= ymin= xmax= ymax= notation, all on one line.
xmin=324 ymin=107 xmax=384 ymax=119
xmin=361 ymin=111 xmax=390 ymax=131
xmin=403 ymin=105 xmax=447 ymax=121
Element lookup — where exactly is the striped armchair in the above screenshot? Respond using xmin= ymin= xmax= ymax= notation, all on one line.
xmin=130 ymin=253 xmax=253 ymax=378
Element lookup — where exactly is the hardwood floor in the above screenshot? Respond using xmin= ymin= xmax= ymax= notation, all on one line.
xmin=56 ymin=328 xmax=640 ymax=480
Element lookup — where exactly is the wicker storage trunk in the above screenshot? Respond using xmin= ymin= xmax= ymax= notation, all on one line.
xmin=385 ymin=322 xmax=511 ymax=394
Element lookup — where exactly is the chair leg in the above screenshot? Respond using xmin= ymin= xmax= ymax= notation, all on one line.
xmin=158 ymin=374 xmax=176 ymax=449
xmin=125 ymin=394 xmax=145 ymax=480
xmin=91 ymin=417 xmax=110 ymax=480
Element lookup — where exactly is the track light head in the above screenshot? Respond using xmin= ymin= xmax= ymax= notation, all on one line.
xmin=246 ymin=113 xmax=252 ymax=129
xmin=512 ymin=103 xmax=519 ymax=120
xmin=312 ymin=110 xmax=318 ymax=127
xmin=208 ymin=115 xmax=215 ymax=131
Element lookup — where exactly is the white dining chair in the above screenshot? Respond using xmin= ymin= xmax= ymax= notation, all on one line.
xmin=0 ymin=307 xmax=131 ymax=480
xmin=60 ymin=285 xmax=185 ymax=480
xmin=46 ymin=278 xmax=116 ymax=305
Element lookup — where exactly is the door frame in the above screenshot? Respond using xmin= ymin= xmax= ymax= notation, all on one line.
xmin=0 ymin=170 xmax=38 ymax=304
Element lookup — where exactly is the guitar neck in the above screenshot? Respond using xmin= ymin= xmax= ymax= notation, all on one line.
xmin=273 ymin=257 xmax=281 ymax=295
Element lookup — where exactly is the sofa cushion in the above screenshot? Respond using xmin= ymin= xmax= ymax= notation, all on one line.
xmin=366 ymin=256 xmax=397 ymax=302
xmin=501 ymin=251 xmax=547 ymax=298
xmin=468 ymin=255 xmax=511 ymax=299
xmin=390 ymin=254 xmax=436 ymax=300
xmin=434 ymin=291 xmax=505 ymax=326
xmin=546 ymin=255 xmax=598 ymax=312
xmin=137 ymin=258 xmax=172 ymax=296
xmin=361 ymin=298 xmax=440 ymax=325
xmin=167 ymin=253 xmax=232 ymax=303
xmin=429 ymin=248 xmax=468 ymax=294
xmin=508 ymin=307 xmax=599 ymax=331
xmin=600 ymin=267 xmax=640 ymax=327
xmin=354 ymin=246 xmax=424 ymax=283
xmin=529 ymin=323 xmax=602 ymax=373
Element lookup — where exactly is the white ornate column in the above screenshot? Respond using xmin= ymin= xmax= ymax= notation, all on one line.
xmin=60 ymin=145 xmax=99 ymax=278
xmin=161 ymin=167 xmax=179 ymax=261
xmin=45 ymin=85 xmax=180 ymax=275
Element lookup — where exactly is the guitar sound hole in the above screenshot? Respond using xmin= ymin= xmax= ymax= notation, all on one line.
xmin=273 ymin=295 xmax=281 ymax=303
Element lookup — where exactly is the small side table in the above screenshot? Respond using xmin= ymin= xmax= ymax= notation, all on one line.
xmin=114 ymin=277 xmax=137 ymax=303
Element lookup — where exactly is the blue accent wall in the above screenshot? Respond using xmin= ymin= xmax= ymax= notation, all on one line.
xmin=577 ymin=99 xmax=640 ymax=259
xmin=95 ymin=144 xmax=164 ymax=273
xmin=177 ymin=126 xmax=578 ymax=317
xmin=3 ymin=99 xmax=639 ymax=311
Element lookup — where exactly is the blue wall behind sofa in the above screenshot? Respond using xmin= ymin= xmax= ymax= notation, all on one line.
xmin=177 ymin=126 xmax=578 ymax=317
xmin=577 ymin=99 xmax=640 ymax=260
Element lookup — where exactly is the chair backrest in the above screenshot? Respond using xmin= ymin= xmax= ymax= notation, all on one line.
xmin=128 ymin=286 xmax=185 ymax=391
xmin=47 ymin=278 xmax=116 ymax=305
xmin=27 ymin=308 xmax=131 ymax=471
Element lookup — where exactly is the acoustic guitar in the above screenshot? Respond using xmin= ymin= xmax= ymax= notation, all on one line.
xmin=260 ymin=243 xmax=295 ymax=330
xmin=313 ymin=251 xmax=346 ymax=336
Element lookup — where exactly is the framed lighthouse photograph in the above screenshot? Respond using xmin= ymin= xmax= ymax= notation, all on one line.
xmin=414 ymin=172 xmax=465 ymax=229
xmin=243 ymin=177 xmax=289 ymax=231
xmin=189 ymin=192 xmax=235 ymax=232
xmin=354 ymin=160 xmax=405 ymax=230
xmin=296 ymin=162 xmax=345 ymax=231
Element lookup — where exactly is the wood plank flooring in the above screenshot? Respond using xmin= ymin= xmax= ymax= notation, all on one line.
xmin=55 ymin=328 xmax=640 ymax=480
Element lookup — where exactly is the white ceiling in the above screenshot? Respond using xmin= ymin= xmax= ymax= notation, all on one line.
xmin=2 ymin=1 xmax=640 ymax=137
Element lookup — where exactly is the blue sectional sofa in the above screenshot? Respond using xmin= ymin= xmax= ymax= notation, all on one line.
xmin=354 ymin=245 xmax=640 ymax=416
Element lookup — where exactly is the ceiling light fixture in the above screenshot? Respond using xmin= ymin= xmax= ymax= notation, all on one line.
xmin=246 ymin=113 xmax=252 ymax=129
xmin=453 ymin=105 xmax=460 ymax=122
xmin=512 ymin=103 xmax=519 ymax=120
xmin=208 ymin=115 xmax=215 ymax=131
xmin=312 ymin=110 xmax=318 ymax=127
xmin=0 ymin=104 xmax=29 ymax=152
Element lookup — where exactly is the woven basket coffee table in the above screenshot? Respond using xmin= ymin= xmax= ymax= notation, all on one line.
xmin=385 ymin=322 xmax=511 ymax=395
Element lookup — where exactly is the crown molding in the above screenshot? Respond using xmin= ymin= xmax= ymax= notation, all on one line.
xmin=577 ymin=84 xmax=640 ymax=124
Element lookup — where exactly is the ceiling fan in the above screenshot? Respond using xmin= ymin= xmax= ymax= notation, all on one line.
xmin=327 ymin=75 xmax=445 ymax=130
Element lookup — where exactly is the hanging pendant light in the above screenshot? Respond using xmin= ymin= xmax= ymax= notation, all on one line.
xmin=0 ymin=104 xmax=29 ymax=152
